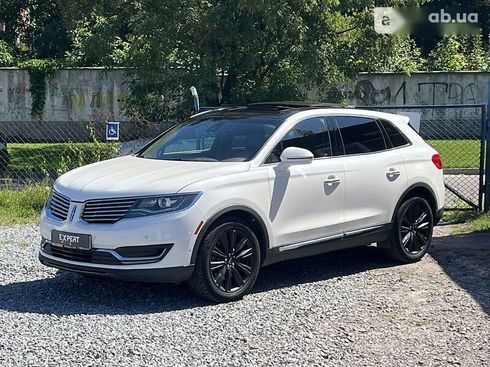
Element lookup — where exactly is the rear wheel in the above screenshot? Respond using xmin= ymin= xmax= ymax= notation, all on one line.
xmin=188 ymin=218 xmax=261 ymax=302
xmin=383 ymin=197 xmax=434 ymax=263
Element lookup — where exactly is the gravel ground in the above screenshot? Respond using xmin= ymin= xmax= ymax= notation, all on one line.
xmin=0 ymin=224 xmax=488 ymax=366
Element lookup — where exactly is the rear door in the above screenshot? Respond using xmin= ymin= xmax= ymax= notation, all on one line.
xmin=332 ymin=115 xmax=408 ymax=231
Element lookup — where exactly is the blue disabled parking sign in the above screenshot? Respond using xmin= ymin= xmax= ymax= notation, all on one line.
xmin=106 ymin=121 xmax=120 ymax=141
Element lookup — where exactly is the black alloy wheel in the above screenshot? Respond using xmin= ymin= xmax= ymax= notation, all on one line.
xmin=399 ymin=199 xmax=432 ymax=255
xmin=188 ymin=218 xmax=261 ymax=302
xmin=209 ymin=227 xmax=256 ymax=293
xmin=384 ymin=197 xmax=434 ymax=263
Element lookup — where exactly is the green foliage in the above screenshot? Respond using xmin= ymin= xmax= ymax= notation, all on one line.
xmin=367 ymin=36 xmax=426 ymax=73
xmin=0 ymin=185 xmax=50 ymax=225
xmin=427 ymin=36 xmax=468 ymax=71
xmin=0 ymin=0 xmax=70 ymax=60
xmin=9 ymin=141 xmax=119 ymax=176
xmin=461 ymin=34 xmax=488 ymax=71
xmin=124 ymin=0 xmax=393 ymax=120
xmin=17 ymin=59 xmax=62 ymax=119
xmin=426 ymin=35 xmax=490 ymax=72
xmin=0 ymin=40 xmax=15 ymax=66
xmin=65 ymin=13 xmax=131 ymax=66
xmin=444 ymin=211 xmax=490 ymax=234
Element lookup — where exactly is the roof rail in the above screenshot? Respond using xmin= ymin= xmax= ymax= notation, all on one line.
xmin=247 ymin=101 xmax=345 ymax=110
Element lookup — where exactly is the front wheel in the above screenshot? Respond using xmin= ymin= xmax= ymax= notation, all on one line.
xmin=188 ymin=219 xmax=261 ymax=302
xmin=383 ymin=197 xmax=434 ymax=263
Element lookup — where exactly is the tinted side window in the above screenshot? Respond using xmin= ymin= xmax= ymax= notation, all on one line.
xmin=335 ymin=116 xmax=386 ymax=154
xmin=378 ymin=119 xmax=409 ymax=147
xmin=266 ymin=117 xmax=331 ymax=163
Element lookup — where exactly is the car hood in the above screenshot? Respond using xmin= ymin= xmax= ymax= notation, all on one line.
xmin=54 ymin=155 xmax=250 ymax=201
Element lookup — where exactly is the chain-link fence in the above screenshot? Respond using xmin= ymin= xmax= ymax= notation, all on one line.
xmin=360 ymin=104 xmax=487 ymax=210
xmin=1 ymin=104 xmax=488 ymax=211
xmin=0 ymin=120 xmax=172 ymax=188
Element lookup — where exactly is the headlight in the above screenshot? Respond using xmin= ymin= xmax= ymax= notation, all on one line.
xmin=126 ymin=193 xmax=200 ymax=218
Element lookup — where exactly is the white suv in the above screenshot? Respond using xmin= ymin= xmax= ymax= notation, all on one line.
xmin=39 ymin=103 xmax=445 ymax=302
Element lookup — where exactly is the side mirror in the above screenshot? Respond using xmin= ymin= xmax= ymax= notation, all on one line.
xmin=280 ymin=147 xmax=314 ymax=164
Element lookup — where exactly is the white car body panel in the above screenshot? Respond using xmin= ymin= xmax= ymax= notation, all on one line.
xmin=264 ymin=158 xmax=345 ymax=247
xmin=341 ymin=149 xmax=408 ymax=231
xmin=55 ymin=155 xmax=249 ymax=201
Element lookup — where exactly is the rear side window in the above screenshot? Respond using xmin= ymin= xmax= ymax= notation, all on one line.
xmin=266 ymin=117 xmax=332 ymax=163
xmin=335 ymin=116 xmax=387 ymax=155
xmin=378 ymin=119 xmax=409 ymax=148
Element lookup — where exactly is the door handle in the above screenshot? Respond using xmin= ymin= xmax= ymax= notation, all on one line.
xmin=324 ymin=177 xmax=341 ymax=185
xmin=386 ymin=168 xmax=401 ymax=181
xmin=387 ymin=168 xmax=401 ymax=176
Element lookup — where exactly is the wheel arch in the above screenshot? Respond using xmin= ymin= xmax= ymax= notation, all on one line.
xmin=191 ymin=206 xmax=270 ymax=265
xmin=392 ymin=183 xmax=438 ymax=222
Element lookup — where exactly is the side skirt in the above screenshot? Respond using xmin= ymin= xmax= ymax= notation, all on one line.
xmin=262 ymin=223 xmax=393 ymax=266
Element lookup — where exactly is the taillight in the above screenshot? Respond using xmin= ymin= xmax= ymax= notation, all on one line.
xmin=432 ymin=154 xmax=443 ymax=169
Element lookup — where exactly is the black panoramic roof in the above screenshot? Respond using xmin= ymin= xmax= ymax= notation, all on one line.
xmin=199 ymin=101 xmax=345 ymax=120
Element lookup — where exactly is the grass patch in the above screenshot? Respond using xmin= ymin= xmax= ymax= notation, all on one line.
xmin=427 ymin=140 xmax=480 ymax=169
xmin=7 ymin=142 xmax=119 ymax=174
xmin=442 ymin=210 xmax=481 ymax=224
xmin=0 ymin=185 xmax=50 ymax=225
xmin=456 ymin=213 xmax=490 ymax=233
xmin=443 ymin=210 xmax=490 ymax=233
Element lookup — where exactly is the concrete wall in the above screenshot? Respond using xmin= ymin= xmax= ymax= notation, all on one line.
xmin=340 ymin=72 xmax=490 ymax=139
xmin=0 ymin=68 xmax=130 ymax=122
xmin=1 ymin=68 xmax=489 ymax=125
xmin=2 ymin=69 xmax=490 ymax=122
xmin=342 ymin=71 xmax=490 ymax=106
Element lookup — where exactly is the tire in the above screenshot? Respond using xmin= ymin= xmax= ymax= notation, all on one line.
xmin=383 ymin=197 xmax=434 ymax=263
xmin=188 ymin=218 xmax=261 ymax=303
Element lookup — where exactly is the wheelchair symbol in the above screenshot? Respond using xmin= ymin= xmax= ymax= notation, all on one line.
xmin=106 ymin=122 xmax=120 ymax=141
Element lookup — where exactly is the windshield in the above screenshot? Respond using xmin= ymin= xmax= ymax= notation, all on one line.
xmin=138 ymin=115 xmax=283 ymax=162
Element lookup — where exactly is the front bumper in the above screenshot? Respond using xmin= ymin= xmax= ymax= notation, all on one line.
xmin=39 ymin=251 xmax=194 ymax=283
xmin=40 ymin=202 xmax=205 ymax=268
xmin=39 ymin=199 xmax=206 ymax=282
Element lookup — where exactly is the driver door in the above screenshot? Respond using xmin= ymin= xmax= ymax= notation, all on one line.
xmin=265 ymin=117 xmax=345 ymax=248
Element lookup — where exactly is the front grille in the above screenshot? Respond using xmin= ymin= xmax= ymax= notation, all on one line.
xmin=82 ymin=198 xmax=137 ymax=224
xmin=49 ymin=191 xmax=71 ymax=221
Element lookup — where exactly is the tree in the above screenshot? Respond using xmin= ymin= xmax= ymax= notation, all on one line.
xmin=0 ymin=0 xmax=70 ymax=60
xmin=59 ymin=0 xmax=135 ymax=66
xmin=0 ymin=40 xmax=14 ymax=66
xmin=427 ymin=35 xmax=489 ymax=71
xmin=124 ymin=0 xmax=425 ymax=121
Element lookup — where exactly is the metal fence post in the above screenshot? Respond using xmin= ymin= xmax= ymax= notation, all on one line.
xmin=485 ymin=80 xmax=490 ymax=212
xmin=485 ymin=110 xmax=490 ymax=212
xmin=479 ymin=105 xmax=487 ymax=211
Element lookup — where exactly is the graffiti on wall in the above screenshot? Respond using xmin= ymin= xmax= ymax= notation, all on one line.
xmin=0 ymin=69 xmax=130 ymax=121
xmin=346 ymin=79 xmax=484 ymax=106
